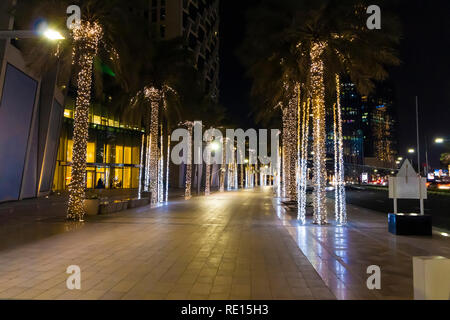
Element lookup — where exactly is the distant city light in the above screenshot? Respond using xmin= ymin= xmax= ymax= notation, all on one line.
xmin=398 ymin=157 xmax=403 ymax=161
xmin=408 ymin=148 xmax=415 ymax=153
xmin=435 ymin=138 xmax=444 ymax=144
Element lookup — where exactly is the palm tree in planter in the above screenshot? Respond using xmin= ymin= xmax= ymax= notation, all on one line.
xmin=286 ymin=0 xmax=400 ymax=224
xmin=238 ymin=1 xmax=308 ymax=202
xmin=117 ymin=27 xmax=205 ymax=203
xmin=14 ymin=0 xmax=140 ymax=220
xmin=240 ymin=0 xmax=400 ymax=224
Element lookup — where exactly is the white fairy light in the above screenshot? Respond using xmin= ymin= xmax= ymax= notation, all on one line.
xmin=183 ymin=121 xmax=193 ymax=200
xmin=143 ymin=87 xmax=162 ymax=204
xmin=158 ymin=125 xmax=164 ymax=203
xmin=205 ymin=135 xmax=213 ymax=196
xmin=165 ymin=134 xmax=170 ymax=202
xmin=67 ymin=21 xmax=103 ymax=221
xmin=281 ymin=107 xmax=290 ymax=198
xmin=138 ymin=133 xmax=145 ymax=197
xmin=335 ymin=75 xmax=347 ymax=224
xmin=144 ymin=134 xmax=150 ymax=192
xmin=310 ymin=41 xmax=328 ymax=225
xmin=298 ymin=98 xmax=311 ymax=224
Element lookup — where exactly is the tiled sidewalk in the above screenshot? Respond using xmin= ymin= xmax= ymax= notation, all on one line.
xmin=0 ymin=188 xmax=334 ymax=300
xmin=275 ymin=198 xmax=450 ymax=300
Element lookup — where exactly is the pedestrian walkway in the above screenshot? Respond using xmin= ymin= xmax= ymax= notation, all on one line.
xmin=0 ymin=187 xmax=334 ymax=300
xmin=275 ymin=197 xmax=450 ymax=299
xmin=1 ymin=187 xmax=449 ymax=300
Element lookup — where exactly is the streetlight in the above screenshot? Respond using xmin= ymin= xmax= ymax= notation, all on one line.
xmin=210 ymin=141 xmax=220 ymax=151
xmin=43 ymin=28 xmax=65 ymax=40
xmin=435 ymin=138 xmax=445 ymax=144
xmin=408 ymin=148 xmax=415 ymax=154
xmin=0 ymin=27 xmax=66 ymax=41
xmin=398 ymin=157 xmax=403 ymax=161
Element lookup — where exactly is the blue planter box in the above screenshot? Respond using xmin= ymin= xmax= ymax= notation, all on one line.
xmin=388 ymin=213 xmax=432 ymax=236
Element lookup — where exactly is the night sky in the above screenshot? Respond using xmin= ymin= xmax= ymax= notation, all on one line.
xmin=219 ymin=0 xmax=450 ymax=167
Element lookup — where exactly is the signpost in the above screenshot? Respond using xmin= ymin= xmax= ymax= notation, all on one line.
xmin=388 ymin=159 xmax=427 ymax=215
xmin=388 ymin=159 xmax=431 ymax=235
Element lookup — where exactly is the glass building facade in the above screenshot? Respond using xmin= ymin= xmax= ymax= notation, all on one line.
xmin=52 ymin=104 xmax=144 ymax=191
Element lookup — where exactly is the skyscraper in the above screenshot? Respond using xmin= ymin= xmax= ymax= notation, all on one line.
xmin=148 ymin=0 xmax=220 ymax=101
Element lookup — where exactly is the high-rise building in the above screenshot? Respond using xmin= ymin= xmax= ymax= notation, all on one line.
xmin=339 ymin=82 xmax=364 ymax=165
xmin=147 ymin=0 xmax=220 ymax=101
xmin=326 ymin=81 xmax=398 ymax=169
xmin=362 ymin=84 xmax=398 ymax=168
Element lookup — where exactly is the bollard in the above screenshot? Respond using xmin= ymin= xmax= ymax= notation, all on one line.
xmin=413 ymin=256 xmax=450 ymax=300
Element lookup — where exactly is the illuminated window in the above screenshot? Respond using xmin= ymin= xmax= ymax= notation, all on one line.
xmin=123 ymin=168 xmax=131 ymax=188
xmin=132 ymin=146 xmax=140 ymax=165
xmin=93 ymin=115 xmax=101 ymax=125
xmin=64 ymin=109 xmax=73 ymax=118
xmin=116 ymin=146 xmax=124 ymax=163
xmin=124 ymin=146 xmax=132 ymax=164
xmin=87 ymin=142 xmax=96 ymax=163
xmin=132 ymin=168 xmax=139 ymax=188
xmin=67 ymin=140 xmax=73 ymax=162
xmin=86 ymin=170 xmax=95 ymax=188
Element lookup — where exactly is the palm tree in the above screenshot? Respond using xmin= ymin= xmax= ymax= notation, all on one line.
xmin=116 ymin=20 xmax=221 ymax=203
xmin=14 ymin=0 xmax=143 ymax=221
xmin=240 ymin=0 xmax=400 ymax=223
xmin=239 ymin=1 xmax=308 ymax=202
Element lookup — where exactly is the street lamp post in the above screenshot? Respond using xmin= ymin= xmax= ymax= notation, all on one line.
xmin=415 ymin=96 xmax=421 ymax=175
xmin=0 ymin=29 xmax=65 ymax=40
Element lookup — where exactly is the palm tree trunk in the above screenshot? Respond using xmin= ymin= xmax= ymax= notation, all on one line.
xmin=205 ymin=162 xmax=211 ymax=195
xmin=219 ymin=137 xmax=226 ymax=192
xmin=158 ymin=125 xmax=164 ymax=203
xmin=149 ymin=99 xmax=159 ymax=204
xmin=185 ymin=123 xmax=193 ymax=200
xmin=144 ymin=87 xmax=161 ymax=204
xmin=165 ymin=134 xmax=171 ymax=202
xmin=310 ymin=42 xmax=328 ymax=225
xmin=335 ymin=75 xmax=347 ymax=224
xmin=298 ymin=99 xmax=311 ymax=223
xmin=282 ymin=107 xmax=290 ymax=198
xmin=67 ymin=22 xmax=102 ymax=221
xmin=144 ymin=108 xmax=151 ymax=192
xmin=287 ymin=85 xmax=300 ymax=202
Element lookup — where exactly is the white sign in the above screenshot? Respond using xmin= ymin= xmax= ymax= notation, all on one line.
xmin=388 ymin=159 xmax=427 ymax=214
xmin=389 ymin=160 xmax=427 ymax=200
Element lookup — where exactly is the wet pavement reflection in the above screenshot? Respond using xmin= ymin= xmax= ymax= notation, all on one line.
xmin=274 ymin=197 xmax=450 ymax=299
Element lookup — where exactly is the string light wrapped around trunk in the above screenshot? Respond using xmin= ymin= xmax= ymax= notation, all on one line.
xmin=138 ymin=133 xmax=145 ymax=197
xmin=334 ymin=75 xmax=347 ymax=224
xmin=205 ymin=134 xmax=213 ymax=196
xmin=310 ymin=41 xmax=328 ymax=225
xmin=67 ymin=21 xmax=103 ymax=221
xmin=144 ymin=87 xmax=162 ymax=204
xmin=165 ymin=134 xmax=170 ymax=202
xmin=281 ymin=107 xmax=290 ymax=198
xmin=298 ymin=99 xmax=311 ymax=223
xmin=282 ymin=82 xmax=299 ymax=201
xmin=158 ymin=125 xmax=164 ymax=203
xmin=184 ymin=122 xmax=193 ymax=200
xmin=220 ymin=137 xmax=226 ymax=192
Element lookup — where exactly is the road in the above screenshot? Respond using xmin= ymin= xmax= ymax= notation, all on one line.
xmin=340 ymin=186 xmax=450 ymax=230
